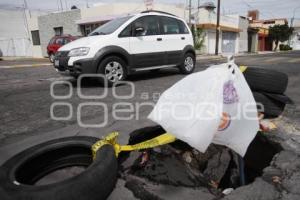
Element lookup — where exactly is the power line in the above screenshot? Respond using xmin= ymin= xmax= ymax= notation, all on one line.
xmin=240 ymin=0 xmax=275 ymax=18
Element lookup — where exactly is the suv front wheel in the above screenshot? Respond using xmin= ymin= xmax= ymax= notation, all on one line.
xmin=179 ymin=53 xmax=196 ymax=74
xmin=98 ymin=56 xmax=127 ymax=86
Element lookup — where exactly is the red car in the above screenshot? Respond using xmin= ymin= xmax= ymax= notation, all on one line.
xmin=47 ymin=35 xmax=80 ymax=62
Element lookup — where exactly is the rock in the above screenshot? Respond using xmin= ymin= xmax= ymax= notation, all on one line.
xmin=280 ymin=193 xmax=300 ymax=200
xmin=125 ymin=175 xmax=216 ymax=200
xmin=203 ymin=148 xmax=231 ymax=184
xmin=224 ymin=178 xmax=280 ymax=200
xmin=131 ymin=146 xmax=208 ymax=187
xmin=272 ymin=151 xmax=300 ymax=174
xmin=108 ymin=179 xmax=138 ymax=200
xmin=282 ymin=172 xmax=300 ymax=195
xmin=262 ymin=166 xmax=282 ymax=183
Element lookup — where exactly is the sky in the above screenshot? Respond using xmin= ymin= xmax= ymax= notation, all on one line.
xmin=0 ymin=0 xmax=299 ymax=21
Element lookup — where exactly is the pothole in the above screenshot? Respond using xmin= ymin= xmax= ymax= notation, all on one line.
xmin=119 ymin=126 xmax=283 ymax=199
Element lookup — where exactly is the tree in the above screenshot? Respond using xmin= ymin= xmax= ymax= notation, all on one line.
xmin=71 ymin=5 xmax=78 ymax=10
xmin=191 ymin=25 xmax=205 ymax=51
xmin=269 ymin=24 xmax=293 ymax=51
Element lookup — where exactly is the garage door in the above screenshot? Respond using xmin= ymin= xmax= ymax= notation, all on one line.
xmin=222 ymin=32 xmax=236 ymax=54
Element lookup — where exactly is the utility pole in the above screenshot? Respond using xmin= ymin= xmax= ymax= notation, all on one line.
xmin=59 ymin=0 xmax=63 ymax=11
xmin=188 ymin=0 xmax=192 ymax=26
xmin=215 ymin=0 xmax=221 ymax=55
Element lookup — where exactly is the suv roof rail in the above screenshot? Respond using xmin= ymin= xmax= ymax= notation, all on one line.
xmin=141 ymin=10 xmax=176 ymax=17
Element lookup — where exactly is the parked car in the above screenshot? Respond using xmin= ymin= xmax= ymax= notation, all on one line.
xmin=54 ymin=10 xmax=195 ymax=85
xmin=47 ymin=35 xmax=79 ymax=63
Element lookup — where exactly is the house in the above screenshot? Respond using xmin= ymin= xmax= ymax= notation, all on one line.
xmin=28 ymin=2 xmax=186 ymax=57
xmin=290 ymin=19 xmax=300 ymax=50
xmin=24 ymin=2 xmax=249 ymax=57
xmin=0 ymin=8 xmax=44 ymax=57
xmin=194 ymin=2 xmax=249 ymax=55
xmin=248 ymin=10 xmax=288 ymax=51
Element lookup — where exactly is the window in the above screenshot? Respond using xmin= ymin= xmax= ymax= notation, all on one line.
xmin=49 ymin=37 xmax=56 ymax=45
xmin=31 ymin=30 xmax=40 ymax=45
xmin=89 ymin=16 xmax=132 ymax=36
xmin=178 ymin=20 xmax=190 ymax=34
xmin=132 ymin=16 xmax=159 ymax=36
xmin=55 ymin=38 xmax=64 ymax=45
xmin=119 ymin=24 xmax=132 ymax=37
xmin=54 ymin=27 xmax=63 ymax=36
xmin=64 ymin=38 xmax=71 ymax=44
xmin=160 ymin=16 xmax=180 ymax=34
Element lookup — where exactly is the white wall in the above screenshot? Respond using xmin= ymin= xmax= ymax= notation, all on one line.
xmin=0 ymin=9 xmax=31 ymax=56
xmin=291 ymin=27 xmax=300 ymax=50
xmin=28 ymin=15 xmax=43 ymax=58
xmin=0 ymin=9 xmax=45 ymax=57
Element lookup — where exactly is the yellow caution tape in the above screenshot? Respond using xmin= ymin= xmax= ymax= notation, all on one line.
xmin=91 ymin=132 xmax=176 ymax=159
xmin=239 ymin=65 xmax=248 ymax=73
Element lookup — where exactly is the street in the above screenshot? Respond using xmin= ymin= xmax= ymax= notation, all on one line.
xmin=1 ymin=51 xmax=300 ymax=164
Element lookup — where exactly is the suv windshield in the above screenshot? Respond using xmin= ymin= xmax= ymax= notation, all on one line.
xmin=89 ymin=16 xmax=132 ymax=36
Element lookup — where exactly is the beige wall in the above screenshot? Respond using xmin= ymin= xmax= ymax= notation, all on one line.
xmin=196 ymin=9 xmax=239 ymax=29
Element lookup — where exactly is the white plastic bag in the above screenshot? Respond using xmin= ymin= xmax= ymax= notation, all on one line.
xmin=148 ymin=63 xmax=259 ymax=157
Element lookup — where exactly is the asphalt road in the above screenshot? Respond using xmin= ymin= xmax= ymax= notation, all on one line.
xmin=1 ymin=51 xmax=300 ymax=164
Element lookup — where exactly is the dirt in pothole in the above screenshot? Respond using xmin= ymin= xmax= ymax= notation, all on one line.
xmin=118 ymin=126 xmax=282 ymax=199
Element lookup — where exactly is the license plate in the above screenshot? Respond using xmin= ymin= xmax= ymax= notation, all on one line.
xmin=54 ymin=60 xmax=59 ymax=66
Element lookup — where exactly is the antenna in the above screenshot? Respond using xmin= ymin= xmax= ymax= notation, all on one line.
xmin=59 ymin=0 xmax=63 ymax=11
xmin=23 ymin=0 xmax=31 ymax=18
xmin=144 ymin=0 xmax=154 ymax=10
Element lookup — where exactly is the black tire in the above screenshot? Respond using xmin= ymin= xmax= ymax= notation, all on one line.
xmin=118 ymin=126 xmax=166 ymax=164
xmin=150 ymin=69 xmax=160 ymax=73
xmin=0 ymin=136 xmax=117 ymax=200
xmin=243 ymin=67 xmax=288 ymax=94
xmin=179 ymin=53 xmax=196 ymax=74
xmin=253 ymin=92 xmax=286 ymax=118
xmin=49 ymin=53 xmax=55 ymax=63
xmin=97 ymin=56 xmax=127 ymax=87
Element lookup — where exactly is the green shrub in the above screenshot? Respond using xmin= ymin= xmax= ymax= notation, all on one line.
xmin=279 ymin=44 xmax=292 ymax=51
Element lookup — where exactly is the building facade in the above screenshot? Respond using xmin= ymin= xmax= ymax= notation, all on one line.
xmin=26 ymin=2 xmax=249 ymax=57
xmin=248 ymin=10 xmax=288 ymax=51
xmin=291 ymin=19 xmax=300 ymax=50
xmin=38 ymin=9 xmax=82 ymax=56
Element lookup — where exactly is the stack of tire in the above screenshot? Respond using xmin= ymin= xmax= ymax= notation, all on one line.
xmin=243 ymin=67 xmax=293 ymax=118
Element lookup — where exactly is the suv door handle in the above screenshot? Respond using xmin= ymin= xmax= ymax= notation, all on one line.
xmin=181 ymin=37 xmax=185 ymax=40
xmin=157 ymin=38 xmax=162 ymax=41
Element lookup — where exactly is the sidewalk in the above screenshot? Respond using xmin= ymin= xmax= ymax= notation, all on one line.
xmin=0 ymin=57 xmax=51 ymax=69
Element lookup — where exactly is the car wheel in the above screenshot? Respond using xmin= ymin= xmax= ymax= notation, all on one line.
xmin=49 ymin=53 xmax=55 ymax=63
xmin=253 ymin=92 xmax=286 ymax=118
xmin=0 ymin=136 xmax=118 ymax=200
xmin=98 ymin=56 xmax=127 ymax=86
xmin=243 ymin=67 xmax=288 ymax=94
xmin=179 ymin=53 xmax=196 ymax=74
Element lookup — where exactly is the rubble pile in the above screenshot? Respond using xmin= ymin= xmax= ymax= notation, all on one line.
xmin=111 ymin=123 xmax=300 ymax=200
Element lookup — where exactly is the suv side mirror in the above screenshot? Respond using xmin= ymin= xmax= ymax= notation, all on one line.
xmin=134 ymin=27 xmax=145 ymax=36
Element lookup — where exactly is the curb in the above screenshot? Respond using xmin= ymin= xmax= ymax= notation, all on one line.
xmin=0 ymin=63 xmax=52 ymax=69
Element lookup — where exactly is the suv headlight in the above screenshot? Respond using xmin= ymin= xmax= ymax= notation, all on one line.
xmin=68 ymin=47 xmax=90 ymax=57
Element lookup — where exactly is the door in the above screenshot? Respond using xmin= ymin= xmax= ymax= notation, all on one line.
xmin=207 ymin=31 xmax=216 ymax=54
xmin=222 ymin=31 xmax=237 ymax=54
xmin=159 ymin=16 xmax=188 ymax=65
xmin=129 ymin=16 xmax=165 ymax=68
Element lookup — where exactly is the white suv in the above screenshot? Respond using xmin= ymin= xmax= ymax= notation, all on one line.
xmin=54 ymin=10 xmax=195 ymax=85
